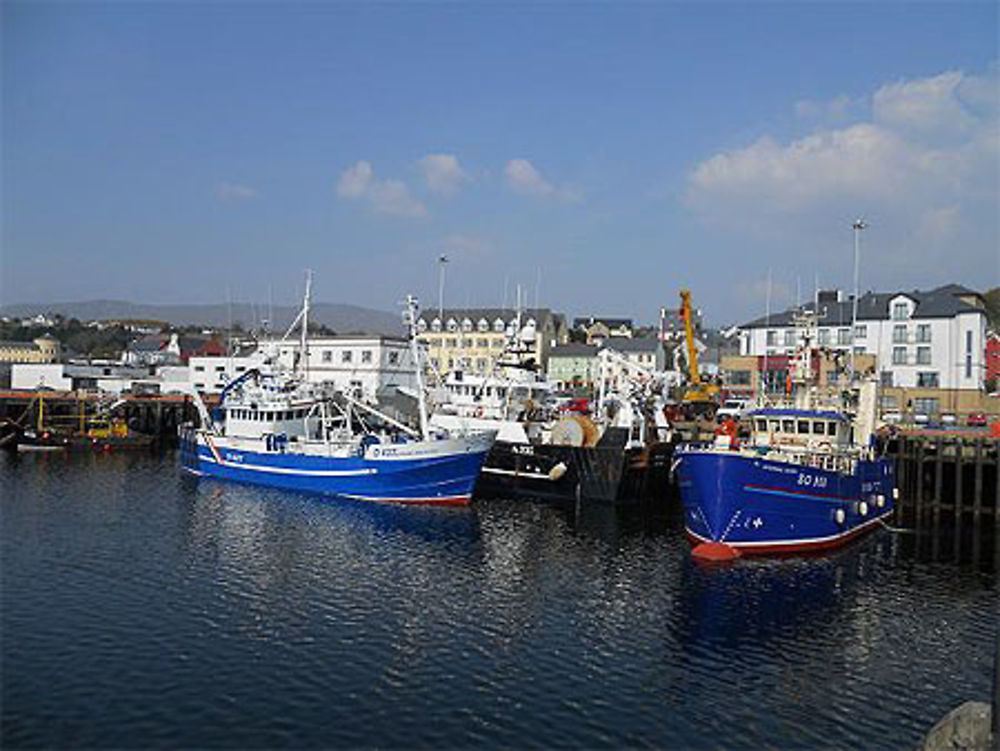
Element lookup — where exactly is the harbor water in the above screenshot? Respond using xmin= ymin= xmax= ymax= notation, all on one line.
xmin=2 ymin=451 xmax=997 ymax=749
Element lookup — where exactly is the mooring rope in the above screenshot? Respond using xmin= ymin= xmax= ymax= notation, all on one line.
xmin=877 ymin=517 xmax=916 ymax=534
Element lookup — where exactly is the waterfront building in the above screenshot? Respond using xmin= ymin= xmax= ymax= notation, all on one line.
xmin=0 ymin=334 xmax=61 ymax=364
xmin=189 ymin=335 xmax=419 ymax=401
xmin=739 ymin=285 xmax=987 ymax=393
xmin=11 ymin=362 xmax=169 ymax=394
xmin=415 ymin=308 xmax=568 ymax=379
xmin=597 ymin=338 xmax=664 ymax=391
xmin=731 ymin=284 xmax=993 ymax=419
xmin=546 ymin=343 xmax=600 ymax=392
xmin=572 ymin=316 xmax=633 ymax=345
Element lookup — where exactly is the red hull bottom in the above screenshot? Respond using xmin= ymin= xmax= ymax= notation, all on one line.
xmin=685 ymin=512 xmax=891 ymax=556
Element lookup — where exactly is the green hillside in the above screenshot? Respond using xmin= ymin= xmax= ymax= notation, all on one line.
xmin=985 ymin=288 xmax=1000 ymax=331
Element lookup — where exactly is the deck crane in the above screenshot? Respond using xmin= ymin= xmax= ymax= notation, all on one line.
xmin=679 ymin=289 xmax=720 ymax=410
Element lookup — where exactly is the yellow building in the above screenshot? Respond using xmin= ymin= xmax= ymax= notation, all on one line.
xmin=0 ymin=334 xmax=61 ymax=364
xmin=415 ymin=308 xmax=567 ymax=378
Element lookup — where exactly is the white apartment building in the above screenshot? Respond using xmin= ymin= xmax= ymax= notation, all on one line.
xmin=189 ymin=335 xmax=420 ymax=400
xmin=739 ymin=285 xmax=987 ymax=391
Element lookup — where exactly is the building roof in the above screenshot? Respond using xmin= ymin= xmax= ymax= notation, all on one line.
xmin=573 ymin=316 xmax=633 ymax=329
xmin=417 ymin=307 xmax=556 ymax=325
xmin=603 ymin=337 xmax=659 ymax=353
xmin=549 ymin=343 xmax=600 ymax=358
xmin=741 ymin=284 xmax=985 ymax=329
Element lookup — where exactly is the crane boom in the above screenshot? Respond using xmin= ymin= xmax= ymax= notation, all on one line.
xmin=680 ymin=289 xmax=701 ymax=387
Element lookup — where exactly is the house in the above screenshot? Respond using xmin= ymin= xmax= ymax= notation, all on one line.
xmin=572 ymin=316 xmax=633 ymax=345
xmin=546 ymin=343 xmax=600 ymax=392
xmin=123 ymin=333 xmax=226 ymax=366
xmin=0 ymin=334 xmax=61 ymax=364
xmin=415 ymin=308 xmax=568 ymax=378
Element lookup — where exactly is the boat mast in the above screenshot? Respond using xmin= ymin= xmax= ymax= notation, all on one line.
xmin=404 ymin=294 xmax=430 ymax=440
xmin=300 ymin=270 xmax=312 ymax=380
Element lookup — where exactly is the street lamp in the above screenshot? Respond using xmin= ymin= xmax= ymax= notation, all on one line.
xmin=437 ymin=254 xmax=449 ymax=322
xmin=850 ymin=218 xmax=866 ymax=382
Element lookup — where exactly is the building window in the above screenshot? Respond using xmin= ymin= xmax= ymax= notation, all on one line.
xmin=476 ymin=358 xmax=488 ymax=371
xmin=784 ymin=330 xmax=796 ymax=346
xmin=881 ymin=371 xmax=893 ymax=387
xmin=417 ymin=319 xmax=427 ymax=332
xmin=766 ymin=330 xmax=777 ymax=346
xmin=494 ymin=319 xmax=505 ymax=332
xmin=892 ymin=325 xmax=907 ymax=344
xmin=892 ymin=302 xmax=908 ymax=320
xmin=727 ymin=370 xmax=751 ymax=386
xmin=445 ymin=338 xmax=457 ymax=349
xmin=388 ymin=351 xmax=399 ymax=365
xmin=914 ymin=397 xmax=939 ymax=415
xmin=477 ymin=338 xmax=489 ymax=348
xmin=892 ymin=347 xmax=907 ymax=365
xmin=916 ymin=324 xmax=931 ymax=343
xmin=447 ymin=319 xmax=458 ymax=333
xmin=322 ymin=350 xmax=332 ymax=363
xmin=916 ymin=346 xmax=931 ymax=365
xmin=854 ymin=346 xmax=865 ymax=355
xmin=194 ymin=365 xmax=205 ymax=372
xmin=916 ymin=372 xmax=939 ymax=388
xmin=837 ymin=328 xmax=851 ymax=346
xmin=361 ymin=350 xmax=372 ymax=364
xmin=881 ymin=395 xmax=898 ymax=410
xmin=342 ymin=350 xmax=352 ymax=363
xmin=818 ymin=329 xmax=830 ymax=346
xmin=854 ymin=324 xmax=867 ymax=339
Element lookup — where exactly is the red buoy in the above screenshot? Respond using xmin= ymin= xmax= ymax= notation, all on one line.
xmin=691 ymin=541 xmax=742 ymax=562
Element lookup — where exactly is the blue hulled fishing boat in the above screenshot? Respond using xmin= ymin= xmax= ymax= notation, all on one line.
xmin=675 ymin=309 xmax=896 ymax=559
xmin=179 ymin=282 xmax=495 ymax=505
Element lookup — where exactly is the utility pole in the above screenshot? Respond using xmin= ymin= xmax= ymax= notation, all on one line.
xmin=850 ymin=219 xmax=866 ymax=383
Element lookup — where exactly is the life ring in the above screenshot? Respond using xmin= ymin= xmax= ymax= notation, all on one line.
xmin=474 ymin=406 xmax=484 ymax=418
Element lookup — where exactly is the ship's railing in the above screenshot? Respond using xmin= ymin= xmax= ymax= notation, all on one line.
xmin=679 ymin=440 xmax=864 ymax=475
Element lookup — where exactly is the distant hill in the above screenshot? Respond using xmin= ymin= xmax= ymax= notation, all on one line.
xmin=0 ymin=300 xmax=404 ymax=336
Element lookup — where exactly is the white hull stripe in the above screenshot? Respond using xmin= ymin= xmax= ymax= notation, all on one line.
xmin=481 ymin=467 xmax=556 ymax=481
xmin=339 ymin=493 xmax=470 ymax=503
xmin=198 ymin=452 xmax=376 ymax=477
xmin=687 ymin=510 xmax=891 ymax=549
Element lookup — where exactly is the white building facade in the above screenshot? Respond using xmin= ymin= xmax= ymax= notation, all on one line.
xmin=738 ymin=285 xmax=987 ymax=391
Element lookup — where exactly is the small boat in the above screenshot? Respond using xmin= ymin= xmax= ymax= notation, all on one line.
xmin=179 ymin=281 xmax=496 ymax=506
xmin=14 ymin=394 xmax=156 ymax=452
xmin=674 ymin=309 xmax=896 ymax=558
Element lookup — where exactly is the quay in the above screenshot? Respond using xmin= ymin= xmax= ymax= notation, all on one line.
xmin=0 ymin=390 xmax=204 ymax=447
xmin=887 ymin=432 xmax=1000 ymax=569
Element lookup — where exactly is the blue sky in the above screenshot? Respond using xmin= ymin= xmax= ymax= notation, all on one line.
xmin=3 ymin=2 xmax=997 ymax=326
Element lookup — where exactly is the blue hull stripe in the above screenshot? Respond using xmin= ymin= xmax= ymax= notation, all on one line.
xmin=744 ymin=485 xmax=850 ymax=505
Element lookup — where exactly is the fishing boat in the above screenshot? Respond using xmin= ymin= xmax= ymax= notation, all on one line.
xmin=428 ymin=314 xmax=674 ymax=504
xmin=179 ymin=281 xmax=495 ymax=506
xmin=674 ymin=309 xmax=896 ymax=559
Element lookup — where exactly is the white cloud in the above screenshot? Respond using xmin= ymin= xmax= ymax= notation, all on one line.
xmin=368 ymin=179 xmax=427 ymax=217
xmin=336 ymin=161 xmax=373 ymax=198
xmin=418 ymin=154 xmax=467 ymax=195
xmin=336 ymin=161 xmax=426 ymax=217
xmin=687 ymin=67 xmax=996 ymax=223
xmin=504 ymin=158 xmax=581 ymax=201
xmin=215 ymin=182 xmax=258 ymax=201
xmin=794 ymin=93 xmax=856 ymax=122
xmin=685 ymin=65 xmax=998 ymax=290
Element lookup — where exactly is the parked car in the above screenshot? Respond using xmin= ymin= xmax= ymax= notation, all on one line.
xmin=716 ymin=398 xmax=750 ymax=422
xmin=967 ymin=412 xmax=988 ymax=427
xmin=881 ymin=412 xmax=902 ymax=425
xmin=940 ymin=414 xmax=957 ymax=427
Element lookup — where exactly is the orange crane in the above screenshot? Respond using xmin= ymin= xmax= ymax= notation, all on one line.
xmin=679 ymin=289 xmax=720 ymax=406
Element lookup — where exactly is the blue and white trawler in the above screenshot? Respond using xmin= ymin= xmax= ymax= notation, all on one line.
xmin=674 ymin=309 xmax=896 ymax=558
xmin=179 ymin=280 xmax=495 ymax=505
